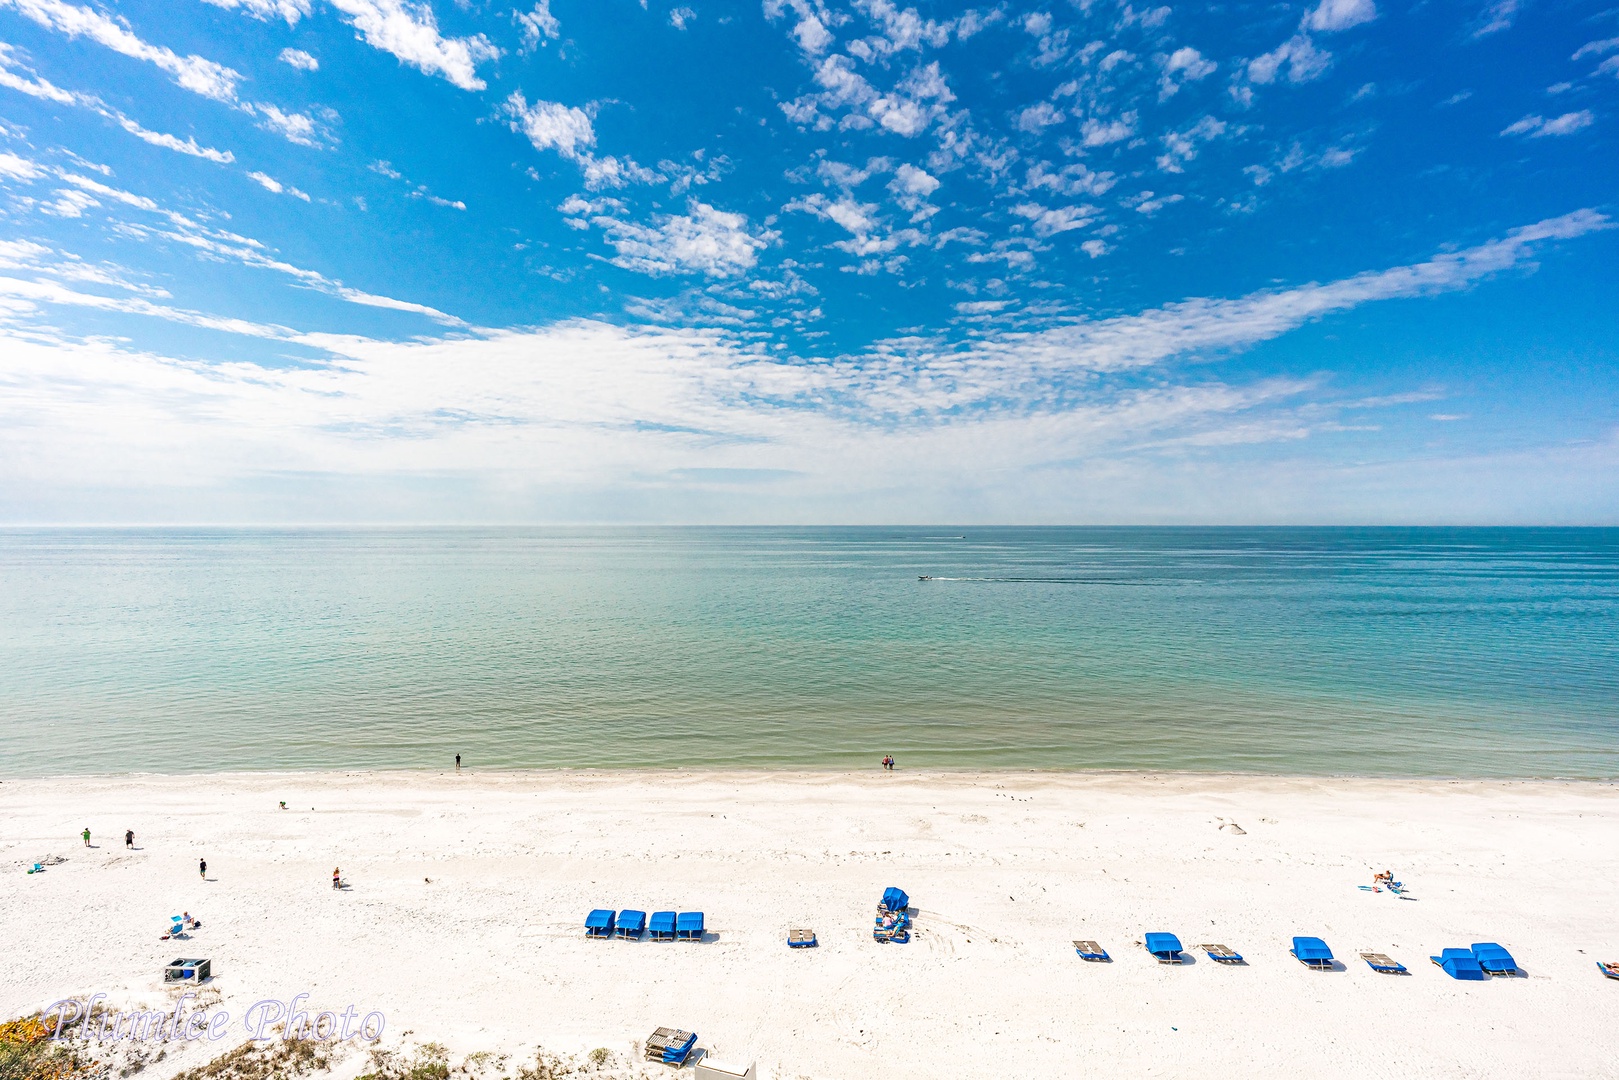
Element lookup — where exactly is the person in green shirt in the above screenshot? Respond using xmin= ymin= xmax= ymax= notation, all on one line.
xmin=81 ymin=827 xmax=90 ymax=847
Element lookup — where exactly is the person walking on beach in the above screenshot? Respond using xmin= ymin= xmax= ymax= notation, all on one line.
xmin=82 ymin=827 xmax=91 ymax=847
xmin=125 ymin=829 xmax=134 ymax=849
xmin=332 ymin=867 xmax=342 ymax=889
xmin=199 ymin=858 xmax=207 ymax=880
xmin=455 ymin=753 xmax=461 ymax=769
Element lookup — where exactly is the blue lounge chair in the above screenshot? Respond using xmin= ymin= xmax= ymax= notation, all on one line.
xmin=676 ymin=912 xmax=705 ymax=940
xmin=1200 ymin=943 xmax=1244 ymax=964
xmin=1291 ymin=936 xmax=1334 ymax=969
xmin=615 ymin=910 xmax=646 ymax=939
xmin=1073 ymin=940 xmax=1110 ymax=962
xmin=1598 ymin=961 xmax=1619 ymax=981
xmin=1143 ymin=933 xmax=1183 ymax=963
xmin=1470 ymin=943 xmax=1518 ymax=975
xmin=585 ymin=909 xmax=615 ymax=938
xmin=1360 ymin=951 xmax=1408 ymax=974
xmin=788 ymin=928 xmax=817 ymax=948
xmin=1431 ymin=948 xmax=1487 ymax=980
xmin=649 ymin=911 xmax=677 ymax=941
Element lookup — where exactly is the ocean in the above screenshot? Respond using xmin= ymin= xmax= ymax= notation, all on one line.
xmin=1 ymin=527 xmax=1615 ymax=778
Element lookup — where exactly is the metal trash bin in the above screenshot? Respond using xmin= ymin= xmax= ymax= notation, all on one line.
xmin=164 ymin=958 xmax=210 ymax=983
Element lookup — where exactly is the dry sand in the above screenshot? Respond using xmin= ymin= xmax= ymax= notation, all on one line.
xmin=3 ymin=770 xmax=1618 ymax=1079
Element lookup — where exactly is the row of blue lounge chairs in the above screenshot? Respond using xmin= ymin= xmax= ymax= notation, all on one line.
xmin=1072 ymin=933 xmax=1520 ymax=977
xmin=586 ymin=909 xmax=704 ymax=941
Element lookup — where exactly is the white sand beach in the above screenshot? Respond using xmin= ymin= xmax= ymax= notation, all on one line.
xmin=3 ymin=770 xmax=1618 ymax=1079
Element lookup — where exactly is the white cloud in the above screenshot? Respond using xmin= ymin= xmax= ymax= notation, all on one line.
xmin=279 ymin=47 xmax=320 ymax=70
xmin=1159 ymin=46 xmax=1215 ymax=99
xmin=1156 ymin=116 xmax=1227 ymax=173
xmin=247 ymin=170 xmax=312 ymax=201
xmin=1303 ymin=0 xmax=1376 ymax=32
xmin=0 ymin=46 xmax=236 ymax=162
xmin=1573 ymin=38 xmax=1619 ymax=60
xmin=0 ymin=212 xmax=1610 ymax=521
xmin=516 ymin=0 xmax=559 ymax=49
xmin=1011 ymin=202 xmax=1096 ymax=238
xmin=868 ymin=61 xmax=954 ymax=136
xmin=324 ymin=0 xmax=500 ymax=91
xmin=1501 ymin=111 xmax=1595 ymax=137
xmin=200 ymin=0 xmax=312 ymax=25
xmin=1247 ymin=34 xmax=1331 ymax=86
xmin=1015 ymin=101 xmax=1065 ymax=132
xmin=251 ymin=104 xmax=323 ymax=146
xmin=1471 ymin=0 xmax=1519 ymax=38
xmin=1080 ymin=113 xmax=1136 ymax=146
xmin=0 ymin=151 xmax=44 ymax=179
xmin=503 ymin=92 xmax=596 ymax=158
xmin=669 ymin=6 xmax=695 ymax=29
xmin=887 ymin=162 xmax=938 ymax=211
xmin=1 ymin=0 xmax=242 ymax=101
xmin=0 ymin=1 xmax=326 ymax=146
xmin=593 ymin=201 xmax=770 ymax=277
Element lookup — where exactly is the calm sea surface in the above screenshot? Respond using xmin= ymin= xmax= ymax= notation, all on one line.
xmin=1 ymin=527 xmax=1616 ymax=778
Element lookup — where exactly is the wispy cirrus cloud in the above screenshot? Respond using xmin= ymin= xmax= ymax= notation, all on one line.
xmin=1502 ymin=110 xmax=1595 ymax=137
xmin=0 ymin=0 xmax=324 ymax=143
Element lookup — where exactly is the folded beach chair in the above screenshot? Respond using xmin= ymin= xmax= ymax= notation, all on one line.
xmin=1470 ymin=942 xmax=1518 ymax=975
xmin=676 ymin=912 xmax=705 ymax=940
xmin=1360 ymin=951 xmax=1408 ymax=974
xmin=585 ymin=909 xmax=615 ymax=938
xmin=643 ymin=1028 xmax=697 ymax=1066
xmin=1199 ymin=943 xmax=1244 ymax=964
xmin=649 ymin=911 xmax=677 ymax=941
xmin=787 ymin=928 xmax=817 ymax=948
xmin=615 ymin=909 xmax=646 ymax=939
xmin=1290 ymin=936 xmax=1334 ymax=969
xmin=1431 ymin=948 xmax=1487 ymax=980
xmin=1598 ymin=961 xmax=1619 ymax=981
xmin=1143 ymin=933 xmax=1184 ymax=963
xmin=1073 ymin=940 xmax=1111 ymax=962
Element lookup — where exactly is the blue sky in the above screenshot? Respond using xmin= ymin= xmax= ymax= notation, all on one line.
xmin=0 ymin=0 xmax=1615 ymax=522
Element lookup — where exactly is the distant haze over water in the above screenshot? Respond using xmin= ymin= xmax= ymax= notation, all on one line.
xmin=1 ymin=527 xmax=1615 ymax=778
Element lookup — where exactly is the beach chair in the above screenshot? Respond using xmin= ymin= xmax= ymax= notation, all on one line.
xmin=585 ymin=909 xmax=615 ymax=938
xmin=615 ymin=910 xmax=646 ymax=940
xmin=644 ymin=1028 xmax=697 ymax=1066
xmin=1073 ymin=940 xmax=1111 ymax=962
xmin=1199 ymin=943 xmax=1244 ymax=964
xmin=676 ymin=912 xmax=705 ymax=940
xmin=1598 ymin=961 xmax=1619 ymax=981
xmin=1290 ymin=936 xmax=1334 ymax=969
xmin=1470 ymin=943 xmax=1518 ymax=976
xmin=1431 ymin=948 xmax=1486 ymax=980
xmin=1143 ymin=933 xmax=1184 ymax=963
xmin=1360 ymin=951 xmax=1408 ymax=974
xmin=649 ymin=911 xmax=677 ymax=941
xmin=787 ymin=928 xmax=817 ymax=948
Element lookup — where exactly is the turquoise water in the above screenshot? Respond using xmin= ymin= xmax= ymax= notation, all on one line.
xmin=0 ymin=527 xmax=1616 ymax=778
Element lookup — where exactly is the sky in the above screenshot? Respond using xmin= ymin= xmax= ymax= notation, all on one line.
xmin=0 ymin=0 xmax=1616 ymax=523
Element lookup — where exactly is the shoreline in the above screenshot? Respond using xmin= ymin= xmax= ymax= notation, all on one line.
xmin=5 ymin=769 xmax=1617 ymax=1078
xmin=7 ymin=766 xmax=1619 ymax=785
